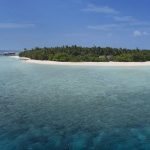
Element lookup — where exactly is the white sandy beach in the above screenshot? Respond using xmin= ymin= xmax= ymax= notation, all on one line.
xmin=27 ymin=60 xmax=150 ymax=66
xmin=10 ymin=56 xmax=30 ymax=60
xmin=11 ymin=56 xmax=150 ymax=66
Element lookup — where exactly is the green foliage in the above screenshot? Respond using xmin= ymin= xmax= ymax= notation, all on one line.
xmin=19 ymin=46 xmax=150 ymax=62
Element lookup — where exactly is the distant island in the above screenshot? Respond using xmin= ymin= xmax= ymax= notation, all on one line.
xmin=0 ymin=51 xmax=16 ymax=56
xmin=19 ymin=46 xmax=150 ymax=62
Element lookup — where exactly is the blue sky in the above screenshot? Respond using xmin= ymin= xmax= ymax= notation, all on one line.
xmin=0 ymin=0 xmax=150 ymax=50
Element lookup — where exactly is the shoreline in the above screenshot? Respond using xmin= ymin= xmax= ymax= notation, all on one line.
xmin=11 ymin=56 xmax=150 ymax=66
xmin=10 ymin=56 xmax=30 ymax=60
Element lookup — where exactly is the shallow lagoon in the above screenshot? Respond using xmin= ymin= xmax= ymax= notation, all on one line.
xmin=0 ymin=56 xmax=150 ymax=150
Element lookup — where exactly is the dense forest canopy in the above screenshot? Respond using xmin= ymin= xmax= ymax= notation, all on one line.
xmin=19 ymin=46 xmax=150 ymax=62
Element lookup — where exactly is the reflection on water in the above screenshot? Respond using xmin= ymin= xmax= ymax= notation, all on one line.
xmin=0 ymin=57 xmax=150 ymax=150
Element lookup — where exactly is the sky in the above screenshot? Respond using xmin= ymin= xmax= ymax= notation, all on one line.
xmin=0 ymin=0 xmax=150 ymax=50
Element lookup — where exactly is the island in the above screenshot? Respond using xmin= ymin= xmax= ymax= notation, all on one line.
xmin=19 ymin=46 xmax=150 ymax=62
xmin=0 ymin=51 xmax=16 ymax=56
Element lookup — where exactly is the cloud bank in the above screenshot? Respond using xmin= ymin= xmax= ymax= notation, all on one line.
xmin=82 ymin=4 xmax=118 ymax=14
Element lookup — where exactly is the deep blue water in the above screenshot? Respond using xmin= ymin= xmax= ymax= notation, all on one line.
xmin=0 ymin=56 xmax=150 ymax=150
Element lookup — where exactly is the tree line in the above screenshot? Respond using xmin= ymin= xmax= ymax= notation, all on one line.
xmin=19 ymin=46 xmax=150 ymax=62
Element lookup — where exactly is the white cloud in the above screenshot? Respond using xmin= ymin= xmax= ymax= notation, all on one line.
xmin=82 ymin=4 xmax=118 ymax=14
xmin=87 ymin=21 xmax=150 ymax=32
xmin=87 ymin=24 xmax=119 ymax=31
xmin=133 ymin=30 xmax=149 ymax=37
xmin=129 ymin=22 xmax=150 ymax=27
xmin=114 ymin=16 xmax=136 ymax=22
xmin=0 ymin=23 xmax=35 ymax=29
xmin=133 ymin=30 xmax=142 ymax=37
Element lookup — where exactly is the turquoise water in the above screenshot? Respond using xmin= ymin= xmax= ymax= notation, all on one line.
xmin=1 ymin=56 xmax=150 ymax=150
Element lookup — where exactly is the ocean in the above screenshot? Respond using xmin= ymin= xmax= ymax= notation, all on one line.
xmin=0 ymin=56 xmax=150 ymax=150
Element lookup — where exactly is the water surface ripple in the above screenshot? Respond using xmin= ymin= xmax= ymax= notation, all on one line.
xmin=0 ymin=57 xmax=150 ymax=150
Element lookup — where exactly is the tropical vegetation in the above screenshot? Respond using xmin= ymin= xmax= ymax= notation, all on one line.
xmin=19 ymin=46 xmax=150 ymax=62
